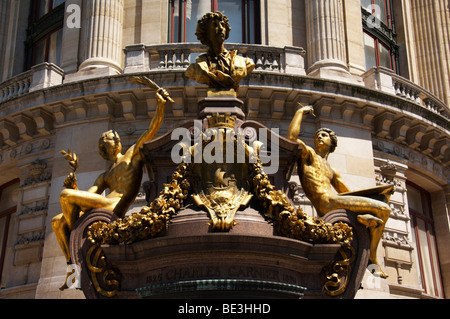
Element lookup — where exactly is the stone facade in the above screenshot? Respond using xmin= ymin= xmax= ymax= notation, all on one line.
xmin=0 ymin=0 xmax=448 ymax=299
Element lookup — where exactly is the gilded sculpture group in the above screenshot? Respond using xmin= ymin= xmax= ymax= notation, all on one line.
xmin=53 ymin=12 xmax=393 ymax=292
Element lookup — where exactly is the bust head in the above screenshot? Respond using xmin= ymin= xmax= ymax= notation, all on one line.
xmin=195 ymin=12 xmax=231 ymax=49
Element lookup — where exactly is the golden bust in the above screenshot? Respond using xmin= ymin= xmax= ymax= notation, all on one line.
xmin=185 ymin=12 xmax=255 ymax=92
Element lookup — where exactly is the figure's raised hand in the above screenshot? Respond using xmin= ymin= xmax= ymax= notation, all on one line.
xmin=299 ymin=104 xmax=316 ymax=117
xmin=156 ymin=88 xmax=171 ymax=103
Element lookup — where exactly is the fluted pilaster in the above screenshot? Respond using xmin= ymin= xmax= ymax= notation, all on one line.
xmin=79 ymin=0 xmax=124 ymax=74
xmin=410 ymin=0 xmax=450 ymax=106
xmin=305 ymin=0 xmax=349 ymax=77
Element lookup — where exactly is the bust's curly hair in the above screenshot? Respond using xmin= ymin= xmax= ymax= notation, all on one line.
xmin=195 ymin=12 xmax=231 ymax=46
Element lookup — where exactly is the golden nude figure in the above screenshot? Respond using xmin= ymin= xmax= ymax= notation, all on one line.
xmin=51 ymin=77 xmax=170 ymax=289
xmin=287 ymin=105 xmax=391 ymax=278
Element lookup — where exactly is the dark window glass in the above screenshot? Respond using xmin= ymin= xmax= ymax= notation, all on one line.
xmin=170 ymin=0 xmax=260 ymax=44
xmin=361 ymin=0 xmax=397 ymax=72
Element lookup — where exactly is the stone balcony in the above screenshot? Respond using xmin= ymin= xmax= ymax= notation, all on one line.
xmin=0 ymin=63 xmax=64 ymax=104
xmin=362 ymin=66 xmax=449 ymax=120
xmin=122 ymin=43 xmax=307 ymax=75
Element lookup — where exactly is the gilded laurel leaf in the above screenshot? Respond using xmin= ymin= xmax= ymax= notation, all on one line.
xmin=61 ymin=149 xmax=79 ymax=189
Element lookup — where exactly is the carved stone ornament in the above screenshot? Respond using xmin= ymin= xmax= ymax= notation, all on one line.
xmin=379 ymin=160 xmax=397 ymax=183
xmin=191 ymin=114 xmax=253 ymax=231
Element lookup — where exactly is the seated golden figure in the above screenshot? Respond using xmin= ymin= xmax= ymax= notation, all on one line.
xmin=185 ymin=12 xmax=255 ymax=92
xmin=287 ymin=105 xmax=392 ymax=278
xmin=51 ymin=77 xmax=171 ymax=289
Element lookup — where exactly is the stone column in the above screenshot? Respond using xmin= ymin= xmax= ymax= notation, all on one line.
xmin=409 ymin=0 xmax=450 ymax=106
xmin=305 ymin=0 xmax=352 ymax=81
xmin=78 ymin=0 xmax=124 ymax=75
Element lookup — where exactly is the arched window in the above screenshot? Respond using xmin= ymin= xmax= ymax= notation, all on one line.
xmin=361 ymin=0 xmax=398 ymax=72
xmin=407 ymin=182 xmax=445 ymax=298
xmin=169 ymin=0 xmax=261 ymax=44
xmin=25 ymin=0 xmax=66 ymax=69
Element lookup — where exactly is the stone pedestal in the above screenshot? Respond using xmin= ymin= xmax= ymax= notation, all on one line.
xmin=198 ymin=96 xmax=245 ymax=120
xmin=69 ymin=206 xmax=370 ymax=299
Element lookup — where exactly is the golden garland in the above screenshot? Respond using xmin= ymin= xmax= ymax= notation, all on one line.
xmin=248 ymin=159 xmax=353 ymax=246
xmin=88 ymin=162 xmax=193 ymax=246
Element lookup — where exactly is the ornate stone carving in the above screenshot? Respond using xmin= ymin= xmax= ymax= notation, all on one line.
xmin=21 ymin=160 xmax=51 ymax=187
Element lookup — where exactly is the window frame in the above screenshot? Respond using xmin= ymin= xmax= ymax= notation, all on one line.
xmin=0 ymin=179 xmax=19 ymax=286
xmin=30 ymin=26 xmax=63 ymax=67
xmin=363 ymin=31 xmax=395 ymax=71
xmin=361 ymin=0 xmax=399 ymax=73
xmin=169 ymin=0 xmax=261 ymax=44
xmin=25 ymin=0 xmax=65 ymax=70
xmin=407 ymin=181 xmax=445 ymax=298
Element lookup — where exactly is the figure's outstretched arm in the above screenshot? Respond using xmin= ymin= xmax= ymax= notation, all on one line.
xmin=287 ymin=104 xmax=315 ymax=152
xmin=129 ymin=76 xmax=171 ymax=155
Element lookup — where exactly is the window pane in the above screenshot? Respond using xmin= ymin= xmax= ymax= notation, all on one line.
xmin=186 ymin=0 xmax=212 ymax=42
xmin=32 ymin=39 xmax=47 ymax=66
xmin=374 ymin=0 xmax=387 ymax=25
xmin=363 ymin=33 xmax=376 ymax=70
xmin=0 ymin=182 xmax=19 ymax=212
xmin=416 ymin=218 xmax=436 ymax=295
xmin=52 ymin=0 xmax=66 ymax=9
xmin=429 ymin=232 xmax=444 ymax=297
xmin=217 ymin=0 xmax=243 ymax=43
xmin=361 ymin=0 xmax=372 ymax=11
xmin=48 ymin=28 xmax=63 ymax=66
xmin=378 ymin=43 xmax=391 ymax=69
xmin=407 ymin=185 xmax=423 ymax=212
xmin=37 ymin=0 xmax=51 ymax=19
xmin=0 ymin=217 xmax=6 ymax=251
xmin=247 ymin=0 xmax=255 ymax=43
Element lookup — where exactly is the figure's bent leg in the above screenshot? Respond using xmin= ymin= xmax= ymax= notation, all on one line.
xmin=59 ymin=188 xmax=118 ymax=228
xmin=51 ymin=213 xmax=73 ymax=290
xmin=327 ymin=195 xmax=391 ymax=278
xmin=51 ymin=213 xmax=71 ymax=263
xmin=56 ymin=189 xmax=119 ymax=290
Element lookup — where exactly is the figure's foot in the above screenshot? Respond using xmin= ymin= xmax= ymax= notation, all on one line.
xmin=369 ymin=261 xmax=389 ymax=279
xmin=357 ymin=214 xmax=383 ymax=228
xmin=59 ymin=282 xmax=69 ymax=291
